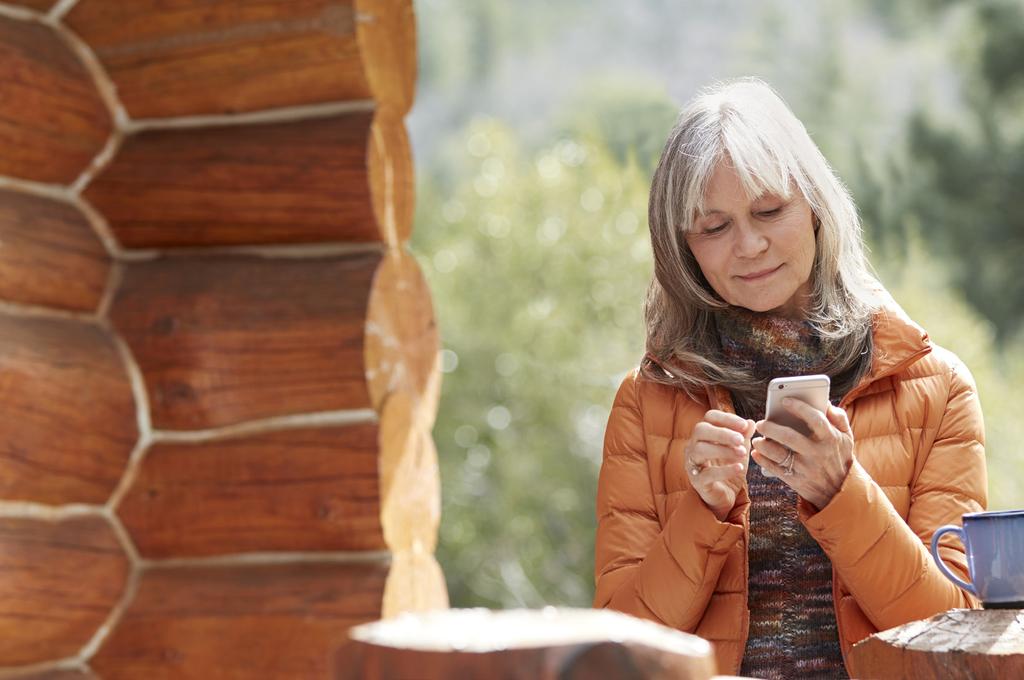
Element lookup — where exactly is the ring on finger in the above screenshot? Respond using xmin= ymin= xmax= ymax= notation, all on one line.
xmin=688 ymin=461 xmax=704 ymax=476
xmin=781 ymin=447 xmax=796 ymax=476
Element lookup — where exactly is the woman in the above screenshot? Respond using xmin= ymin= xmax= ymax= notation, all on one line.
xmin=593 ymin=78 xmax=987 ymax=679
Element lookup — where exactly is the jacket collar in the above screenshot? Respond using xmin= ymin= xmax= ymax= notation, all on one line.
xmin=842 ymin=293 xmax=932 ymax=405
xmin=643 ymin=292 xmax=933 ymax=409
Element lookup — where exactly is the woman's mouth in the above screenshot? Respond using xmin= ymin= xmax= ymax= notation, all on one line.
xmin=736 ymin=264 xmax=783 ymax=281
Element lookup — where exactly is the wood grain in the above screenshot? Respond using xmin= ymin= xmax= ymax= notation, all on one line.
xmin=379 ymin=391 xmax=440 ymax=554
xmin=367 ymin=110 xmax=414 ymax=245
xmin=108 ymin=254 xmax=379 ymax=430
xmin=365 ymin=248 xmax=438 ymax=412
xmin=0 ymin=190 xmax=110 ymax=311
xmin=83 ymin=113 xmax=398 ymax=248
xmin=848 ymin=608 xmax=1024 ymax=679
xmin=336 ymin=609 xmax=717 ymax=680
xmin=3 ymin=671 xmax=98 ymax=680
xmin=0 ymin=516 xmax=130 ymax=666
xmin=91 ymin=561 xmax=388 ymax=680
xmin=381 ymin=550 xmax=447 ymax=620
xmin=355 ymin=0 xmax=417 ymax=114
xmin=64 ymin=0 xmax=414 ymax=118
xmin=117 ymin=424 xmax=386 ymax=557
xmin=0 ymin=315 xmax=138 ymax=504
xmin=3 ymin=0 xmax=57 ymax=11
xmin=0 ymin=15 xmax=112 ymax=184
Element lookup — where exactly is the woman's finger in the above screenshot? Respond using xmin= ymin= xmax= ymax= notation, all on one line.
xmin=751 ymin=449 xmax=790 ymax=479
xmin=826 ymin=404 xmax=851 ymax=433
xmin=704 ymin=409 xmax=752 ymax=433
xmin=754 ymin=418 xmax=813 ymax=453
xmin=751 ymin=436 xmax=790 ymax=465
xmin=687 ymin=441 xmax=746 ymax=471
xmin=693 ymin=421 xmax=747 ymax=448
xmin=781 ymin=397 xmax=832 ymax=440
xmin=692 ymin=461 xmax=746 ymax=486
xmin=742 ymin=418 xmax=757 ymax=440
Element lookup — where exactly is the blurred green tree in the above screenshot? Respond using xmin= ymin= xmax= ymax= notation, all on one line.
xmin=903 ymin=0 xmax=1024 ymax=340
xmin=412 ymin=118 xmax=654 ymax=608
xmin=553 ymin=75 xmax=681 ymax=173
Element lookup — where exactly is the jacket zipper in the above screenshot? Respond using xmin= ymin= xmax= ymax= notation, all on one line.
xmin=833 ymin=343 xmax=931 ymax=673
xmin=707 ymin=387 xmax=752 ymax=676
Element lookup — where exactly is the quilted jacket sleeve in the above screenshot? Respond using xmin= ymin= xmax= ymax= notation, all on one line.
xmin=593 ymin=370 xmax=746 ymax=633
xmin=798 ymin=353 xmax=987 ymax=631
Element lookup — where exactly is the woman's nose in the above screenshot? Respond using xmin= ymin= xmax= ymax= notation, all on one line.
xmin=733 ymin=221 xmax=769 ymax=258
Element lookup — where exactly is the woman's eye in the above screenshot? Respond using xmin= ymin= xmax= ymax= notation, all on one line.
xmin=703 ymin=222 xmax=728 ymax=235
xmin=756 ymin=207 xmax=782 ymax=218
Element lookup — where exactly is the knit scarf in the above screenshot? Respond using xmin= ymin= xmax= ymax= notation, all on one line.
xmin=713 ymin=307 xmax=839 ymax=421
xmin=714 ymin=306 xmax=848 ymax=678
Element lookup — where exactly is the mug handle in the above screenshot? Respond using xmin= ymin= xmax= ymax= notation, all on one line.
xmin=930 ymin=525 xmax=976 ymax=596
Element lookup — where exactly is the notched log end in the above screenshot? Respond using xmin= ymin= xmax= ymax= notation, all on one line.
xmin=355 ymin=0 xmax=417 ymax=114
xmin=364 ymin=248 xmax=439 ymax=412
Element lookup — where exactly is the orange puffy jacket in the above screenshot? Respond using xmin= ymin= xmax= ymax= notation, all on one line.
xmin=593 ymin=301 xmax=987 ymax=676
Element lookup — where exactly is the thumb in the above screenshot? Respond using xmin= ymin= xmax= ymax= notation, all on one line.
xmin=826 ymin=404 xmax=851 ymax=433
xmin=743 ymin=418 xmax=757 ymax=440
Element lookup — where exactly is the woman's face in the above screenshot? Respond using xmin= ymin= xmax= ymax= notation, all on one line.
xmin=685 ymin=159 xmax=817 ymax=318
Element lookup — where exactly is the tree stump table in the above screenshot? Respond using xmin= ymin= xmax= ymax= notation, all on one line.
xmin=334 ymin=607 xmax=718 ymax=679
xmin=847 ymin=608 xmax=1024 ymax=679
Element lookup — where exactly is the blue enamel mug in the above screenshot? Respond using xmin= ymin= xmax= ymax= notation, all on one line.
xmin=930 ymin=509 xmax=1024 ymax=608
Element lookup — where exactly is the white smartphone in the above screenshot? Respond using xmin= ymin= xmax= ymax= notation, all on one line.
xmin=764 ymin=374 xmax=831 ymax=437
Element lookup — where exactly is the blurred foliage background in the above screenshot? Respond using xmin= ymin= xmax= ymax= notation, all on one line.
xmin=407 ymin=0 xmax=1024 ymax=610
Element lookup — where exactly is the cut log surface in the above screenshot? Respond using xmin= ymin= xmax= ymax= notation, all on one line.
xmin=3 ymin=1 xmax=57 ymax=11
xmin=364 ymin=248 xmax=439 ymax=412
xmin=91 ymin=561 xmax=389 ymax=680
xmin=0 ymin=190 xmax=110 ymax=312
xmin=3 ymin=670 xmax=98 ymax=680
xmin=117 ymin=424 xmax=387 ymax=557
xmin=0 ymin=315 xmax=138 ymax=504
xmin=355 ymin=0 xmax=417 ymax=114
xmin=381 ymin=550 xmax=448 ymax=619
xmin=847 ymin=608 xmax=1024 ymax=680
xmin=83 ymin=112 xmax=411 ymax=248
xmin=368 ymin=110 xmax=414 ymax=244
xmin=379 ymin=391 xmax=440 ymax=554
xmin=336 ymin=608 xmax=717 ymax=680
xmin=64 ymin=0 xmax=415 ymax=118
xmin=108 ymin=254 xmax=380 ymax=430
xmin=0 ymin=516 xmax=130 ymax=666
xmin=0 ymin=15 xmax=112 ymax=184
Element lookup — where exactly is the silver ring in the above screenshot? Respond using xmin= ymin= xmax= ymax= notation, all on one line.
xmin=781 ymin=448 xmax=796 ymax=476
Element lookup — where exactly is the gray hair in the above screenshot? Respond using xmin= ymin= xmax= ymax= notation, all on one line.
xmin=642 ymin=77 xmax=878 ymax=400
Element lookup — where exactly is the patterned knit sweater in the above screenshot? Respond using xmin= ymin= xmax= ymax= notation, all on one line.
xmin=715 ymin=309 xmax=849 ymax=679
xmin=739 ymin=444 xmax=846 ymax=678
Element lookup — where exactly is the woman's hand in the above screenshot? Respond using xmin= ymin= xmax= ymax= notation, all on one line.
xmin=751 ymin=398 xmax=854 ymax=510
xmin=685 ymin=410 xmax=756 ymax=521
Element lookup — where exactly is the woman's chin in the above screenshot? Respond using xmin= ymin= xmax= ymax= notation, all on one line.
xmin=725 ymin=282 xmax=809 ymax=317
xmin=729 ymin=296 xmax=804 ymax=318
xmin=731 ymin=298 xmax=785 ymax=313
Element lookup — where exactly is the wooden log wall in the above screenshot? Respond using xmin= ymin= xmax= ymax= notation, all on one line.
xmin=0 ymin=1 xmax=445 ymax=678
